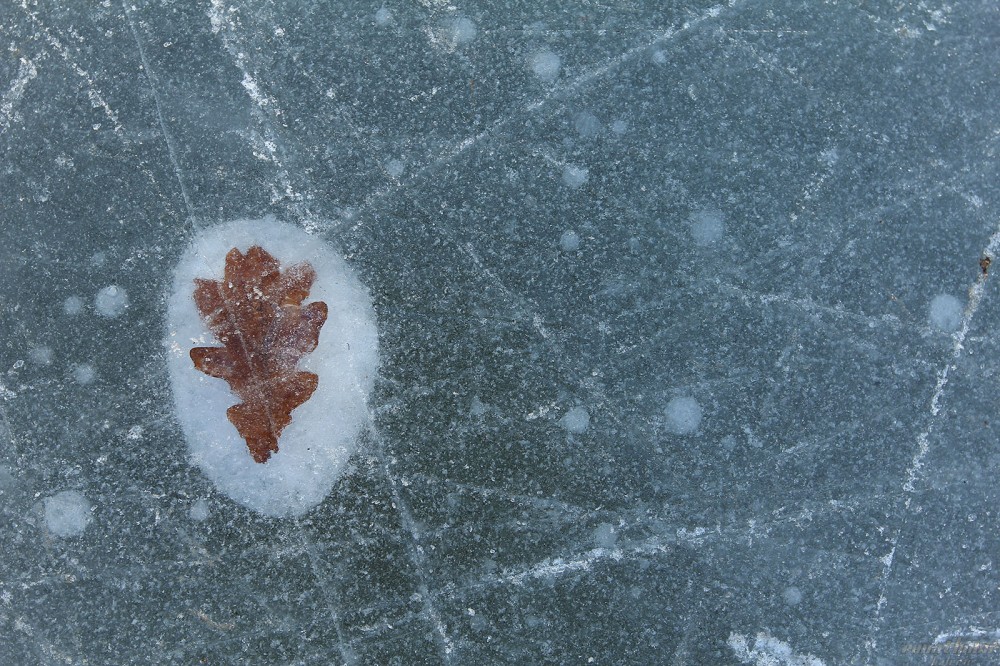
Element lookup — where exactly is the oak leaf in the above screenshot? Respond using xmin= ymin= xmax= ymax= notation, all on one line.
xmin=190 ymin=246 xmax=328 ymax=463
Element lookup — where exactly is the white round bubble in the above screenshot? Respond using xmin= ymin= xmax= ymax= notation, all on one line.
xmin=610 ymin=119 xmax=628 ymax=135
xmin=689 ymin=208 xmax=725 ymax=246
xmin=450 ymin=17 xmax=477 ymax=45
xmin=95 ymin=285 xmax=128 ymax=318
xmin=560 ymin=406 xmax=590 ymax=434
xmin=559 ymin=230 xmax=581 ymax=252
xmin=189 ymin=499 xmax=211 ymax=522
xmin=44 ymin=490 xmax=92 ymax=538
xmin=530 ymin=50 xmax=561 ymax=82
xmin=28 ymin=346 xmax=53 ymax=365
xmin=63 ymin=295 xmax=84 ymax=315
xmin=665 ymin=396 xmax=702 ymax=435
xmin=783 ymin=586 xmax=803 ymax=606
xmin=593 ymin=522 xmax=617 ymax=548
xmin=929 ymin=293 xmax=963 ymax=332
xmin=374 ymin=7 xmax=392 ymax=26
xmin=72 ymin=363 xmax=96 ymax=385
xmin=574 ymin=111 xmax=600 ymax=138
xmin=562 ymin=165 xmax=588 ymax=189
xmin=385 ymin=159 xmax=405 ymax=178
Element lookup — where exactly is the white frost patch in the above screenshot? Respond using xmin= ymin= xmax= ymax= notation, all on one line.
xmin=530 ymin=50 xmax=561 ymax=82
xmin=560 ymin=406 xmax=590 ymax=434
xmin=928 ymin=293 xmax=963 ymax=332
xmin=374 ymin=7 xmax=392 ymax=26
xmin=43 ymin=490 xmax=92 ymax=538
xmin=664 ymin=396 xmax=702 ymax=435
xmin=189 ymin=498 xmax=210 ymax=522
xmin=689 ymin=208 xmax=725 ymax=246
xmin=559 ymin=230 xmax=581 ymax=252
xmin=728 ymin=631 xmax=825 ymax=666
xmin=610 ymin=119 xmax=628 ymax=135
xmin=63 ymin=296 xmax=84 ymax=316
xmin=165 ymin=219 xmax=379 ymax=518
xmin=562 ymin=165 xmax=589 ymax=189
xmin=95 ymin=285 xmax=129 ymax=318
xmin=72 ymin=363 xmax=96 ymax=385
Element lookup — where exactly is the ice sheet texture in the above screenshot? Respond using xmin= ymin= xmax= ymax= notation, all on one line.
xmin=0 ymin=0 xmax=998 ymax=663
xmin=165 ymin=219 xmax=378 ymax=517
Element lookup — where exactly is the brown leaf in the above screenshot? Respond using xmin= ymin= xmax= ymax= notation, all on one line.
xmin=190 ymin=246 xmax=328 ymax=463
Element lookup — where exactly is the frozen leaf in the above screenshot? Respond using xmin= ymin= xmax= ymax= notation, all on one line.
xmin=190 ymin=246 xmax=328 ymax=463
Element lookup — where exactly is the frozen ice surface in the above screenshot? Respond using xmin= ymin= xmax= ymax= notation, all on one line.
xmin=1 ymin=0 xmax=999 ymax=663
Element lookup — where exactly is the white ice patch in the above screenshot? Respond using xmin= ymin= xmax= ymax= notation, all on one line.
xmin=530 ymin=50 xmax=561 ymax=82
xmin=928 ymin=293 xmax=963 ymax=332
xmin=728 ymin=631 xmax=825 ymax=666
xmin=664 ymin=396 xmax=702 ymax=435
xmin=95 ymin=285 xmax=128 ymax=318
xmin=689 ymin=208 xmax=725 ymax=246
xmin=43 ymin=490 xmax=92 ymax=538
xmin=165 ymin=219 xmax=379 ymax=518
xmin=560 ymin=405 xmax=590 ymax=434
